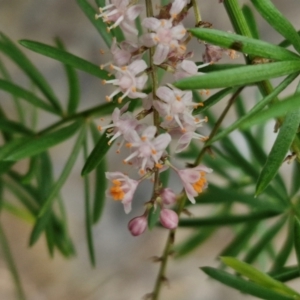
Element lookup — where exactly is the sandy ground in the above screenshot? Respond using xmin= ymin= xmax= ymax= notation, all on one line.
xmin=0 ymin=0 xmax=300 ymax=299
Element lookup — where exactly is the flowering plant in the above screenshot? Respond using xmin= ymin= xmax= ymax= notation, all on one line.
xmin=2 ymin=0 xmax=300 ymax=299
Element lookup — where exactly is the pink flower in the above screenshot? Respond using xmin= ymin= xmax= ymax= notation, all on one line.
xmin=124 ymin=126 xmax=171 ymax=174
xmin=174 ymin=60 xmax=210 ymax=80
xmin=155 ymin=85 xmax=201 ymax=131
xmin=141 ymin=18 xmax=186 ymax=65
xmin=160 ymin=188 xmax=176 ymax=205
xmin=98 ymin=103 xmax=139 ymax=150
xmin=173 ymin=116 xmax=208 ymax=152
xmin=128 ymin=216 xmax=147 ymax=236
xmin=176 ymin=165 xmax=212 ymax=203
xmin=160 ymin=209 xmax=178 ymax=229
xmin=105 ymin=172 xmax=139 ymax=213
xmin=95 ymin=0 xmax=143 ymax=34
xmin=103 ymin=59 xmax=148 ymax=102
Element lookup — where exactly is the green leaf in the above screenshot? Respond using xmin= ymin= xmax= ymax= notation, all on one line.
xmin=188 ymin=28 xmax=300 ymax=61
xmin=148 ymin=205 xmax=161 ymax=230
xmin=55 ymin=38 xmax=80 ymax=115
xmin=83 ymin=135 xmax=96 ymax=266
xmin=0 ymin=33 xmax=62 ymax=114
xmin=81 ymin=129 xmax=111 ymax=176
xmin=21 ymin=156 xmax=38 ymax=184
xmin=290 ymin=161 xmax=300 ymax=197
xmin=271 ymin=219 xmax=294 ymax=271
xmin=77 ymin=0 xmax=112 ymax=47
xmin=270 ymin=266 xmax=300 ymax=283
xmin=0 ymin=118 xmax=33 ymax=136
xmin=223 ymin=0 xmax=253 ymax=37
xmin=242 ymin=5 xmax=259 ymax=39
xmin=19 ymin=40 xmax=110 ymax=80
xmin=0 ymin=79 xmax=60 ymax=115
xmin=175 ymin=227 xmax=216 ymax=258
xmin=221 ymin=257 xmax=300 ymax=298
xmin=220 ymin=222 xmax=259 ymax=257
xmin=90 ymin=124 xmax=107 ymax=224
xmin=193 ymin=87 xmax=234 ymax=114
xmin=244 ymin=217 xmax=287 ymax=264
xmin=30 ymin=128 xmax=85 ymax=245
xmin=255 ymin=105 xmax=300 ymax=196
xmin=174 ymin=61 xmax=300 ymax=90
xmin=0 ymin=223 xmax=26 ymax=300
xmin=251 ymin=0 xmax=300 ymax=54
xmin=5 ymin=122 xmax=82 ymax=161
xmin=278 ymin=31 xmax=300 ymax=48
xmin=208 ymin=73 xmax=298 ymax=145
xmin=45 ymin=226 xmax=55 ymax=257
xmin=0 ymin=57 xmax=25 ymax=123
xmin=201 ymin=267 xmax=294 ymax=300
xmin=293 ymin=217 xmax=300 ymax=273
xmin=178 ymin=210 xmax=280 ymax=227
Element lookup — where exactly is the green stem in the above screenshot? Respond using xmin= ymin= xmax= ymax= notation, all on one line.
xmin=0 ymin=222 xmax=26 ymax=300
xmin=194 ymin=87 xmax=244 ymax=165
xmin=191 ymin=0 xmax=201 ymax=25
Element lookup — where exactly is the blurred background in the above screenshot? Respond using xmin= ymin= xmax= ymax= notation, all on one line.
xmin=0 ymin=0 xmax=300 ymax=299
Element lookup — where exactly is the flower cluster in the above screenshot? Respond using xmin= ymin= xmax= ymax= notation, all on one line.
xmin=96 ymin=0 xmax=218 ymax=236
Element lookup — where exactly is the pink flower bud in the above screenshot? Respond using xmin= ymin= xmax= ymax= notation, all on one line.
xmin=160 ymin=188 xmax=176 ymax=205
xmin=128 ymin=216 xmax=147 ymax=236
xmin=160 ymin=209 xmax=178 ymax=229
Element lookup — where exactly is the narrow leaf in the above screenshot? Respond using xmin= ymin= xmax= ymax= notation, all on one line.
xmin=293 ymin=217 xmax=300 ymax=273
xmin=256 ymin=104 xmax=300 ymax=196
xmin=208 ymin=73 xmax=298 ymax=145
xmin=90 ymin=124 xmax=107 ymax=224
xmin=174 ymin=61 xmax=300 ymax=90
xmin=81 ymin=129 xmax=111 ymax=176
xmin=193 ymin=87 xmax=234 ymax=114
xmin=270 ymin=266 xmax=300 ymax=283
xmin=55 ymin=38 xmax=80 ymax=115
xmin=220 ymin=222 xmax=258 ymax=257
xmin=0 ymin=118 xmax=33 ymax=136
xmin=244 ymin=217 xmax=287 ymax=264
xmin=0 ymin=34 xmax=62 ymax=114
xmin=0 ymin=222 xmax=26 ymax=300
xmin=19 ymin=40 xmax=110 ymax=80
xmin=0 ymin=79 xmax=59 ymax=115
xmin=201 ymin=267 xmax=294 ymax=300
xmin=178 ymin=211 xmax=280 ymax=227
xmin=272 ymin=219 xmax=294 ymax=271
xmin=77 ymin=0 xmax=112 ymax=47
xmin=251 ymin=0 xmax=300 ymax=54
xmin=83 ymin=135 xmax=96 ymax=266
xmin=175 ymin=227 xmax=216 ymax=258
xmin=221 ymin=257 xmax=300 ymax=298
xmin=30 ymin=128 xmax=85 ymax=244
xmin=38 ymin=127 xmax=86 ymax=218
xmin=5 ymin=122 xmax=82 ymax=161
xmin=242 ymin=5 xmax=259 ymax=39
xmin=188 ymin=28 xmax=300 ymax=61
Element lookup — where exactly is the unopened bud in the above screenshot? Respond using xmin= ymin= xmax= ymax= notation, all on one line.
xmin=160 ymin=188 xmax=176 ymax=205
xmin=160 ymin=209 xmax=178 ymax=229
xmin=128 ymin=216 xmax=147 ymax=236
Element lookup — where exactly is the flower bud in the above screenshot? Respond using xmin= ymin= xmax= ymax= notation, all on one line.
xmin=160 ymin=188 xmax=176 ymax=205
xmin=128 ymin=216 xmax=147 ymax=236
xmin=160 ymin=209 xmax=178 ymax=229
